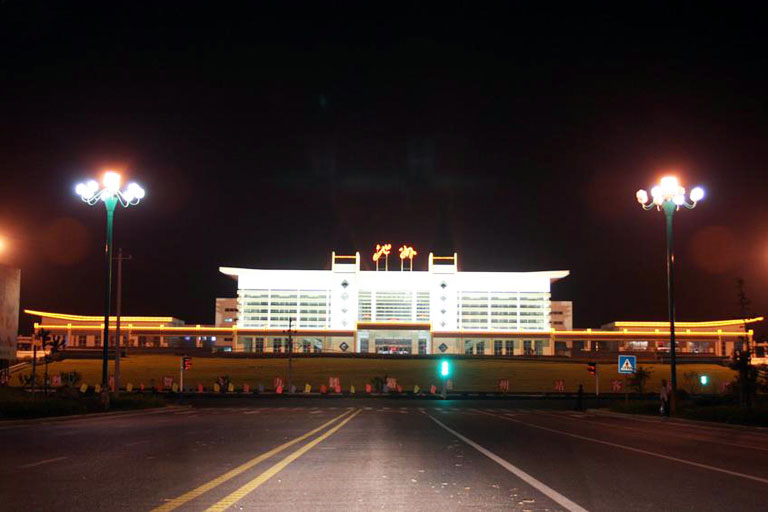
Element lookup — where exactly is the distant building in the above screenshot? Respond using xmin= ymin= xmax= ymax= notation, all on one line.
xmin=25 ymin=310 xmax=188 ymax=349
xmin=214 ymin=298 xmax=238 ymax=351
xmin=550 ymin=301 xmax=573 ymax=330
xmin=0 ymin=265 xmax=21 ymax=368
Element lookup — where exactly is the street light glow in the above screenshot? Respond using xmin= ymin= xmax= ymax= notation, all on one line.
xmin=637 ymin=176 xmax=704 ymax=211
xmin=76 ymin=173 xmax=145 ymax=207
xmin=103 ymin=170 xmax=121 ymax=192
xmin=690 ymin=186 xmax=705 ymax=202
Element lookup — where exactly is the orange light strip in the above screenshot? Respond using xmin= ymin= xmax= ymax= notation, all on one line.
xmin=25 ymin=309 xmax=176 ymax=323
xmin=613 ymin=317 xmax=764 ymax=328
xmin=432 ymin=329 xmax=751 ymax=339
xmin=333 ymin=255 xmax=357 ymax=259
xmin=357 ymin=322 xmax=432 ymax=330
xmin=35 ymin=322 xmax=750 ymax=339
xmin=34 ymin=323 xmax=356 ymax=337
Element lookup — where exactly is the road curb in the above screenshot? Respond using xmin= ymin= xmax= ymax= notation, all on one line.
xmin=586 ymin=408 xmax=768 ymax=432
xmin=0 ymin=405 xmax=188 ymax=428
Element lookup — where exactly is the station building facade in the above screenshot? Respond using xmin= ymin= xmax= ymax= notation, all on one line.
xmin=219 ymin=251 xmax=570 ymax=355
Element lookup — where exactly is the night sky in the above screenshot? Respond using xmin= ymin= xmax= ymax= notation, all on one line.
xmin=2 ymin=3 xmax=767 ymax=335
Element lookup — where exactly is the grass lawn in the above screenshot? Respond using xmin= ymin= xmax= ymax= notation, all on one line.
xmin=29 ymin=355 xmax=737 ymax=393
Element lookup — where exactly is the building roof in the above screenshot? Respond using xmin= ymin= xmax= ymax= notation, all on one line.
xmin=604 ymin=317 xmax=764 ymax=329
xmin=24 ymin=309 xmax=184 ymax=324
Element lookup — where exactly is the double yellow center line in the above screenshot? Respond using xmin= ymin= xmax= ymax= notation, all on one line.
xmin=151 ymin=408 xmax=360 ymax=512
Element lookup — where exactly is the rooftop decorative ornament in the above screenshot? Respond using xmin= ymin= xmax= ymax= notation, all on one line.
xmin=75 ymin=171 xmax=145 ymax=394
xmin=635 ymin=175 xmax=704 ymax=416
xmin=399 ymin=245 xmax=417 ymax=271
xmin=372 ymin=243 xmax=392 ymax=271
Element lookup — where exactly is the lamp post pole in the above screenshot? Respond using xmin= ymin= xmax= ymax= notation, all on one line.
xmin=663 ymin=201 xmax=678 ymax=412
xmin=636 ymin=176 xmax=704 ymax=415
xmin=75 ymin=171 xmax=145 ymax=402
xmin=101 ymin=197 xmax=117 ymax=389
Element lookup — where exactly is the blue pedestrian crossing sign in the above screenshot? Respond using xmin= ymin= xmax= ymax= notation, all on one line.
xmin=618 ymin=355 xmax=636 ymax=374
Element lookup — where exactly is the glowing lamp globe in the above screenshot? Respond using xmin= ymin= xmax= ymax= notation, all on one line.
xmin=690 ymin=187 xmax=704 ymax=203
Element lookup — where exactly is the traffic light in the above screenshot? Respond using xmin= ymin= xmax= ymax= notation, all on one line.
xmin=587 ymin=361 xmax=597 ymax=376
xmin=699 ymin=375 xmax=708 ymax=386
xmin=439 ymin=359 xmax=451 ymax=378
xmin=182 ymin=355 xmax=192 ymax=371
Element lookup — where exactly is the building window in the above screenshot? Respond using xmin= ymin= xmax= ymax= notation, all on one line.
xmin=78 ymin=335 xmax=87 ymax=347
xmin=505 ymin=340 xmax=514 ymax=356
xmin=254 ymin=338 xmax=264 ymax=353
xmin=94 ymin=335 xmax=101 ymax=347
xmin=359 ymin=337 xmax=369 ymax=353
xmin=272 ymin=338 xmax=283 ymax=353
xmin=494 ymin=340 xmax=502 ymax=356
xmin=523 ymin=340 xmax=532 ymax=355
xmin=418 ymin=339 xmax=427 ymax=355
xmin=302 ymin=340 xmax=311 ymax=353
xmin=464 ymin=340 xmax=474 ymax=355
xmin=476 ymin=341 xmax=485 ymax=355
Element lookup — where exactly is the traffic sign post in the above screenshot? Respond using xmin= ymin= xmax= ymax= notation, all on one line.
xmin=618 ymin=355 xmax=636 ymax=375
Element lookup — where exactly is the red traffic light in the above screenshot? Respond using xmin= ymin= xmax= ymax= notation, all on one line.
xmin=587 ymin=362 xmax=597 ymax=375
xmin=182 ymin=356 xmax=192 ymax=370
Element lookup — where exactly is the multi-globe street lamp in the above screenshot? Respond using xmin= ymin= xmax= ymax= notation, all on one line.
xmin=76 ymin=171 xmax=145 ymax=390
xmin=636 ymin=176 xmax=704 ymax=414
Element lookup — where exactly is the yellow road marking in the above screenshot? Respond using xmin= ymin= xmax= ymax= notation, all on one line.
xmin=205 ymin=409 xmax=362 ymax=512
xmin=150 ymin=408 xmax=354 ymax=512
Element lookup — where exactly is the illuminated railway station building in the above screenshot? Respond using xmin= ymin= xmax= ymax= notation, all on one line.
xmin=220 ymin=249 xmax=567 ymax=356
xmin=25 ymin=247 xmax=763 ymax=359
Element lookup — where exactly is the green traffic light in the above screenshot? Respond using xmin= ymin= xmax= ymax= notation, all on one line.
xmin=440 ymin=359 xmax=450 ymax=377
xmin=700 ymin=375 xmax=708 ymax=386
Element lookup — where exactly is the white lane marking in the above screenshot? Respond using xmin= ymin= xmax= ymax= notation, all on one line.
xmin=429 ymin=415 xmax=589 ymax=512
xmin=20 ymin=456 xmax=67 ymax=469
xmin=477 ymin=410 xmax=768 ymax=485
xmin=309 ymin=410 xmax=323 ymax=414
xmin=243 ymin=411 xmax=260 ymax=415
xmin=540 ymin=411 xmax=768 ymax=453
xmin=126 ymin=440 xmax=149 ymax=447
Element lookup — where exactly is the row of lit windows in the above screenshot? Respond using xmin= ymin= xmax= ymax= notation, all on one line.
xmin=240 ymin=289 xmax=330 ymax=328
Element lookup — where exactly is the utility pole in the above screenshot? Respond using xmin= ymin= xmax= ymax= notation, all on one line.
xmin=113 ymin=249 xmax=132 ymax=395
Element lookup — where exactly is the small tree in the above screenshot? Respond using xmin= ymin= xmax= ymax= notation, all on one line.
xmin=629 ymin=366 xmax=652 ymax=394
xmin=731 ymin=278 xmax=754 ymax=411
xmin=38 ymin=329 xmax=67 ymax=396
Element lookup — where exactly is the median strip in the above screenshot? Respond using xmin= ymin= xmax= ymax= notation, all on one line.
xmin=150 ymin=408 xmax=355 ymax=512
xmin=205 ymin=409 xmax=362 ymax=512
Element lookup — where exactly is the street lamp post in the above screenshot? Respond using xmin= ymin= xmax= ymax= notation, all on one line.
xmin=76 ymin=172 xmax=145 ymax=392
xmin=636 ymin=176 xmax=704 ymax=414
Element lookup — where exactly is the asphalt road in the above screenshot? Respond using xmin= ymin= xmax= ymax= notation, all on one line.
xmin=2 ymin=399 xmax=767 ymax=511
